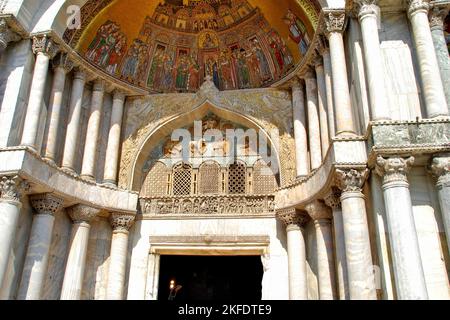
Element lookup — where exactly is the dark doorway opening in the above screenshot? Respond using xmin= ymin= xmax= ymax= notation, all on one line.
xmin=158 ymin=255 xmax=263 ymax=301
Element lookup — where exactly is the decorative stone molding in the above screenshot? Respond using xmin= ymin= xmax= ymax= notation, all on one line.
xmin=276 ymin=207 xmax=309 ymax=227
xmin=52 ymin=53 xmax=74 ymax=73
xmin=429 ymin=4 xmax=450 ymax=30
xmin=109 ymin=213 xmax=135 ymax=232
xmin=305 ymin=200 xmax=332 ymax=221
xmin=376 ymin=156 xmax=415 ymax=184
xmin=354 ymin=0 xmax=379 ymax=20
xmin=140 ymin=195 xmax=275 ymax=216
xmin=67 ymin=204 xmax=99 ymax=224
xmin=408 ymin=0 xmax=430 ymax=17
xmin=30 ymin=193 xmax=64 ymax=217
xmin=0 ymin=175 xmax=29 ymax=203
xmin=324 ymin=187 xmax=342 ymax=209
xmin=335 ymin=168 xmax=369 ymax=193
xmin=430 ymin=157 xmax=450 ymax=189
xmin=32 ymin=35 xmax=58 ymax=58
xmin=323 ymin=9 xmax=347 ymax=34
xmin=0 ymin=18 xmax=20 ymax=51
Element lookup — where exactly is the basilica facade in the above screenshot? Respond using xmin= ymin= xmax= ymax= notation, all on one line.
xmin=0 ymin=0 xmax=449 ymax=300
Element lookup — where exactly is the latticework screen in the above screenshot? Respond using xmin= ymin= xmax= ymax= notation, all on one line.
xmin=253 ymin=160 xmax=277 ymax=194
xmin=141 ymin=161 xmax=170 ymax=197
xmin=199 ymin=162 xmax=220 ymax=194
xmin=173 ymin=164 xmax=192 ymax=196
xmin=228 ymin=162 xmax=246 ymax=194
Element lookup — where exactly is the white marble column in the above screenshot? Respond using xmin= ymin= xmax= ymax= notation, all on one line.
xmin=314 ymin=56 xmax=330 ymax=156
xmin=408 ymin=0 xmax=449 ymax=118
xmin=17 ymin=194 xmax=64 ymax=300
xmin=61 ymin=69 xmax=87 ymax=173
xmin=304 ymin=69 xmax=323 ymax=170
xmin=103 ymin=90 xmax=126 ymax=186
xmin=106 ymin=213 xmax=135 ymax=300
xmin=0 ymin=19 xmax=21 ymax=52
xmin=276 ymin=208 xmax=308 ymax=300
xmin=321 ymin=46 xmax=336 ymax=138
xmin=60 ymin=204 xmax=98 ymax=300
xmin=376 ymin=156 xmax=428 ymax=299
xmin=292 ymin=78 xmax=309 ymax=177
xmin=356 ymin=0 xmax=391 ymax=121
xmin=430 ymin=156 xmax=450 ymax=256
xmin=336 ymin=169 xmax=377 ymax=300
xmin=21 ymin=35 xmax=58 ymax=150
xmin=0 ymin=176 xmax=27 ymax=287
xmin=43 ymin=54 xmax=73 ymax=164
xmin=429 ymin=4 xmax=450 ymax=111
xmin=324 ymin=10 xmax=357 ymax=136
xmin=325 ymin=188 xmax=350 ymax=300
xmin=306 ymin=200 xmax=337 ymax=300
xmin=81 ymin=80 xmax=106 ymax=181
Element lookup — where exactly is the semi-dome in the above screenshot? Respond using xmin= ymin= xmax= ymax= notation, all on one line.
xmin=64 ymin=0 xmax=320 ymax=93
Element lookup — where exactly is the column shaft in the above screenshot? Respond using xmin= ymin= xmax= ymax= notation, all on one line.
xmin=332 ymin=207 xmax=349 ymax=299
xmin=408 ymin=1 xmax=448 ymax=118
xmin=106 ymin=231 xmax=129 ymax=299
xmin=81 ymin=80 xmax=105 ymax=180
xmin=305 ymin=72 xmax=322 ymax=169
xmin=315 ymin=59 xmax=330 ymax=156
xmin=61 ymin=70 xmax=86 ymax=172
xmin=287 ymin=225 xmax=308 ymax=300
xmin=315 ymin=219 xmax=336 ymax=300
xmin=357 ymin=2 xmax=391 ymax=120
xmin=322 ymin=49 xmax=336 ymax=138
xmin=103 ymin=91 xmax=126 ymax=186
xmin=292 ymin=80 xmax=309 ymax=176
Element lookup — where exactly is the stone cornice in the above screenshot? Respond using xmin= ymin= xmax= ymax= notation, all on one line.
xmin=0 ymin=147 xmax=138 ymax=214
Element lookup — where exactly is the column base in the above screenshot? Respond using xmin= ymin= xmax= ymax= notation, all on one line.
xmin=102 ymin=180 xmax=118 ymax=188
xmin=61 ymin=167 xmax=77 ymax=175
xmin=335 ymin=131 xmax=358 ymax=138
xmin=80 ymin=174 xmax=96 ymax=183
xmin=42 ymin=157 xmax=57 ymax=167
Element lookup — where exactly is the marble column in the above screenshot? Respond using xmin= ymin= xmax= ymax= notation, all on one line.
xmin=324 ymin=10 xmax=357 ymax=136
xmin=103 ymin=90 xmax=126 ymax=186
xmin=276 ymin=208 xmax=309 ymax=300
xmin=314 ymin=55 xmax=330 ymax=156
xmin=429 ymin=4 xmax=450 ymax=111
xmin=306 ymin=200 xmax=337 ymax=300
xmin=17 ymin=193 xmax=64 ymax=300
xmin=21 ymin=35 xmax=58 ymax=150
xmin=376 ymin=156 xmax=428 ymax=299
xmin=0 ymin=176 xmax=28 ymax=287
xmin=304 ymin=69 xmax=322 ymax=170
xmin=430 ymin=156 xmax=450 ymax=256
xmin=356 ymin=0 xmax=391 ymax=121
xmin=61 ymin=69 xmax=87 ymax=173
xmin=408 ymin=0 xmax=449 ymax=118
xmin=0 ymin=19 xmax=21 ymax=52
xmin=325 ymin=188 xmax=350 ymax=300
xmin=292 ymin=78 xmax=309 ymax=177
xmin=106 ymin=213 xmax=135 ymax=300
xmin=336 ymin=169 xmax=377 ymax=300
xmin=43 ymin=54 xmax=74 ymax=164
xmin=321 ymin=46 xmax=336 ymax=138
xmin=81 ymin=80 xmax=106 ymax=181
xmin=60 ymin=204 xmax=98 ymax=300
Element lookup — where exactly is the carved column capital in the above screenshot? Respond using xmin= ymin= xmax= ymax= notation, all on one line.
xmin=305 ymin=200 xmax=333 ymax=221
xmin=323 ymin=10 xmax=347 ymax=35
xmin=313 ymin=54 xmax=324 ymax=68
xmin=73 ymin=67 xmax=87 ymax=81
xmin=112 ymin=89 xmax=127 ymax=102
xmin=30 ymin=193 xmax=64 ymax=217
xmin=408 ymin=0 xmax=430 ymax=18
xmin=32 ymin=35 xmax=59 ymax=59
xmin=0 ymin=175 xmax=29 ymax=204
xmin=430 ymin=157 xmax=450 ymax=189
xmin=376 ymin=156 xmax=415 ymax=185
xmin=304 ymin=67 xmax=316 ymax=79
xmin=291 ymin=76 xmax=302 ymax=90
xmin=428 ymin=4 xmax=450 ymax=30
xmin=335 ymin=168 xmax=369 ymax=193
xmin=324 ymin=187 xmax=342 ymax=209
xmin=0 ymin=19 xmax=21 ymax=51
xmin=52 ymin=53 xmax=74 ymax=73
xmin=92 ymin=79 xmax=106 ymax=92
xmin=67 ymin=204 xmax=99 ymax=224
xmin=354 ymin=0 xmax=380 ymax=20
xmin=109 ymin=213 xmax=135 ymax=232
xmin=276 ymin=207 xmax=309 ymax=228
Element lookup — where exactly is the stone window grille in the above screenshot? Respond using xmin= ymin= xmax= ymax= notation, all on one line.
xmin=199 ymin=161 xmax=221 ymax=194
xmin=227 ymin=161 xmax=247 ymax=194
xmin=172 ymin=163 xmax=193 ymax=196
